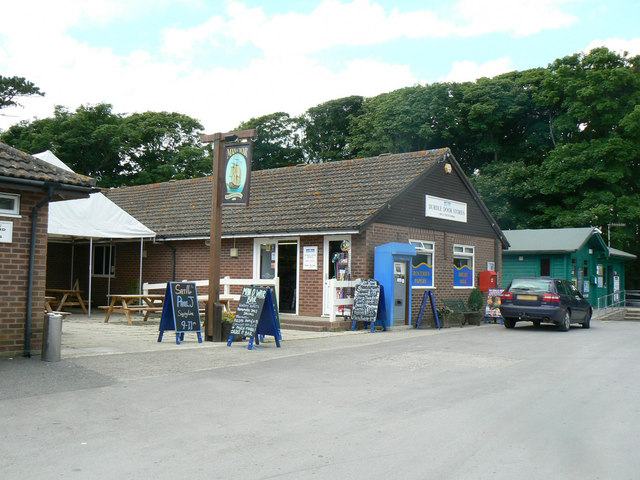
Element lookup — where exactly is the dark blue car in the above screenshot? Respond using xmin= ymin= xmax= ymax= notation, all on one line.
xmin=500 ymin=277 xmax=592 ymax=331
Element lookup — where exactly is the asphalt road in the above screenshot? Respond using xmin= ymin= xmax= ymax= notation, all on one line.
xmin=1 ymin=319 xmax=639 ymax=479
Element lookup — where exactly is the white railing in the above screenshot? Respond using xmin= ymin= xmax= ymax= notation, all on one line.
xmin=143 ymin=276 xmax=280 ymax=307
xmin=326 ymin=278 xmax=361 ymax=322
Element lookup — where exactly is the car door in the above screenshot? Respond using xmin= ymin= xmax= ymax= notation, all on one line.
xmin=565 ymin=280 xmax=587 ymax=320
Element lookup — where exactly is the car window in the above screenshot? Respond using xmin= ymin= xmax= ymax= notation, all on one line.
xmin=555 ymin=280 xmax=568 ymax=295
xmin=510 ymin=278 xmax=553 ymax=292
xmin=566 ymin=281 xmax=580 ymax=296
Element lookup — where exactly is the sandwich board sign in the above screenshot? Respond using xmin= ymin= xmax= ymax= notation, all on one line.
xmin=158 ymin=282 xmax=203 ymax=344
xmin=228 ymin=286 xmax=281 ymax=349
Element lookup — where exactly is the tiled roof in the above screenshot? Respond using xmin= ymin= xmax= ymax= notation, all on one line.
xmin=105 ymin=149 xmax=448 ymax=238
xmin=0 ymin=142 xmax=96 ymax=187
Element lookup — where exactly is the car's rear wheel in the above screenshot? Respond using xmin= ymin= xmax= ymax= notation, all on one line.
xmin=559 ymin=310 xmax=571 ymax=332
xmin=533 ymin=320 xmax=541 ymax=328
xmin=582 ymin=308 xmax=592 ymax=329
xmin=503 ymin=318 xmax=516 ymax=329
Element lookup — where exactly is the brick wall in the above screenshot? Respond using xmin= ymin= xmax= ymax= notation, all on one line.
xmin=44 ymin=225 xmax=503 ymax=325
xmin=364 ymin=222 xmax=501 ymax=327
xmin=0 ymin=189 xmax=49 ymax=356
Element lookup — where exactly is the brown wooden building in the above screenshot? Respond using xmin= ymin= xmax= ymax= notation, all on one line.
xmin=0 ymin=143 xmax=96 ymax=356
xmin=90 ymin=148 xmax=508 ymax=328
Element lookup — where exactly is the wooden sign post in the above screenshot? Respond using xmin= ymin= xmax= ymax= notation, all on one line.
xmin=158 ymin=282 xmax=203 ymax=344
xmin=351 ymin=279 xmax=386 ymax=332
xmin=201 ymin=129 xmax=256 ymax=342
xmin=228 ymin=286 xmax=281 ymax=350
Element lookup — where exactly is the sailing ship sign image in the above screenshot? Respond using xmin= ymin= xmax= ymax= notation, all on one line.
xmin=223 ymin=142 xmax=253 ymax=206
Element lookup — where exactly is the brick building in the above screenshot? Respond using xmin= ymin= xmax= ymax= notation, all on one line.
xmin=0 ymin=143 xmax=96 ymax=356
xmin=97 ymin=148 xmax=508 ymax=328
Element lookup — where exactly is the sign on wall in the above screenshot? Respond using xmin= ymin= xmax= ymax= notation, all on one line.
xmin=223 ymin=142 xmax=253 ymax=206
xmin=425 ymin=195 xmax=467 ymax=223
xmin=0 ymin=220 xmax=13 ymax=243
xmin=411 ymin=258 xmax=433 ymax=287
xmin=454 ymin=264 xmax=473 ymax=287
xmin=303 ymin=246 xmax=318 ymax=270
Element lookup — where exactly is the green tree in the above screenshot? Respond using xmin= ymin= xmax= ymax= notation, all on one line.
xmin=119 ymin=111 xmax=207 ymax=185
xmin=301 ymin=95 xmax=364 ymax=163
xmin=0 ymin=75 xmax=44 ymax=110
xmin=236 ymin=112 xmax=303 ymax=169
xmin=1 ymin=103 xmax=208 ymax=186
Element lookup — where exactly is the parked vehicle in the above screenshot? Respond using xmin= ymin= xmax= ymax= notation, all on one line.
xmin=500 ymin=277 xmax=592 ymax=331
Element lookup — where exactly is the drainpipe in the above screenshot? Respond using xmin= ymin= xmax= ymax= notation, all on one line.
xmin=25 ymin=185 xmax=55 ymax=357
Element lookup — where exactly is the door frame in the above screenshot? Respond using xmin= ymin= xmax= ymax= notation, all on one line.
xmin=253 ymin=237 xmax=300 ymax=315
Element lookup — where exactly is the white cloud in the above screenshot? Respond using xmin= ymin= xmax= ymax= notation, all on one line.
xmin=0 ymin=0 xmax=586 ymax=133
xmin=452 ymin=0 xmax=578 ymax=37
xmin=440 ymin=57 xmax=514 ymax=83
xmin=583 ymin=37 xmax=640 ymax=56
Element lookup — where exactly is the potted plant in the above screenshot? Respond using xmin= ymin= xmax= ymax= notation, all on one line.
xmin=467 ymin=288 xmax=484 ymax=325
xmin=221 ymin=311 xmax=237 ymax=341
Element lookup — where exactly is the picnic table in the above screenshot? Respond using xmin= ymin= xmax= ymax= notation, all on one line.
xmin=100 ymin=294 xmax=165 ymax=325
xmin=46 ymin=288 xmax=88 ymax=314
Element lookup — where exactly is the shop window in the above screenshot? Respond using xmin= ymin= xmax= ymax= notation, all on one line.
xmin=453 ymin=244 xmax=474 ymax=288
xmin=410 ymin=240 xmax=434 ymax=288
xmin=93 ymin=245 xmax=116 ymax=277
xmin=0 ymin=193 xmax=20 ymax=216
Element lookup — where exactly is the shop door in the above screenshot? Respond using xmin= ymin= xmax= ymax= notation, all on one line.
xmin=323 ymin=236 xmax=351 ymax=316
xmin=254 ymin=239 xmax=299 ymax=314
xmin=278 ymin=241 xmax=298 ymax=313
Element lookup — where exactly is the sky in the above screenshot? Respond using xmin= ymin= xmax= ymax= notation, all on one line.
xmin=1 ymin=0 xmax=639 ymax=134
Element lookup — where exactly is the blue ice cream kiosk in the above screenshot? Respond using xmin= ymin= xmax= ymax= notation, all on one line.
xmin=374 ymin=242 xmax=416 ymax=328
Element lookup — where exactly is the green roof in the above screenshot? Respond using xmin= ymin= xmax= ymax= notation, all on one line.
xmin=504 ymin=227 xmax=636 ymax=260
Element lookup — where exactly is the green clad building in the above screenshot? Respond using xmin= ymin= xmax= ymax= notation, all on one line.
xmin=502 ymin=227 xmax=636 ymax=307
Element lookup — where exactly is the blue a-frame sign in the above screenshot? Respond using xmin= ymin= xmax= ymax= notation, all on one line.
xmin=158 ymin=282 xmax=203 ymax=344
xmin=228 ymin=287 xmax=281 ymax=350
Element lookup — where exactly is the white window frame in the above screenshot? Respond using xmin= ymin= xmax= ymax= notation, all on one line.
xmin=92 ymin=244 xmax=116 ymax=277
xmin=409 ymin=239 xmax=435 ymax=290
xmin=0 ymin=192 xmax=21 ymax=217
xmin=453 ymin=244 xmax=475 ymax=289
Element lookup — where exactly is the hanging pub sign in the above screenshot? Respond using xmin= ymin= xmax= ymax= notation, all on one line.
xmin=223 ymin=142 xmax=253 ymax=206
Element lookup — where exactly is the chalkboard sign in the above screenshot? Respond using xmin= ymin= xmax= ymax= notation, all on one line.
xmin=230 ymin=286 xmax=267 ymax=338
xmin=229 ymin=286 xmax=281 ymax=349
xmin=351 ymin=279 xmax=382 ymax=327
xmin=158 ymin=282 xmax=202 ymax=344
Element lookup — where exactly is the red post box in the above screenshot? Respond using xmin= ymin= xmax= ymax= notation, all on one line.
xmin=478 ymin=271 xmax=497 ymax=292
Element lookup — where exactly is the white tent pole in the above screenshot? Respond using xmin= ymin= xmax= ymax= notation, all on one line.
xmin=88 ymin=238 xmax=93 ymax=317
xmin=139 ymin=238 xmax=144 ymax=296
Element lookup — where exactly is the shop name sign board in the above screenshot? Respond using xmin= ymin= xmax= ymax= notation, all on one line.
xmin=223 ymin=142 xmax=253 ymax=206
xmin=425 ymin=195 xmax=467 ymax=223
xmin=158 ymin=282 xmax=203 ymax=344
xmin=0 ymin=221 xmax=13 ymax=243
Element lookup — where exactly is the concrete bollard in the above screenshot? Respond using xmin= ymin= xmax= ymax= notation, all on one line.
xmin=41 ymin=313 xmax=63 ymax=362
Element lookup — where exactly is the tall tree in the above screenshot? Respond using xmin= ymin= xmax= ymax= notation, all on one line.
xmin=119 ymin=111 xmax=207 ymax=185
xmin=301 ymin=95 xmax=364 ymax=163
xmin=1 ymin=103 xmax=208 ymax=186
xmin=0 ymin=75 xmax=44 ymax=110
xmin=236 ymin=112 xmax=303 ymax=169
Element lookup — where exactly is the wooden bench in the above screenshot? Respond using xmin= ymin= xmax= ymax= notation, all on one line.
xmin=440 ymin=298 xmax=481 ymax=326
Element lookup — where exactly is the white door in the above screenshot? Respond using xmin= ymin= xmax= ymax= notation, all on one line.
xmin=322 ymin=235 xmax=352 ymax=316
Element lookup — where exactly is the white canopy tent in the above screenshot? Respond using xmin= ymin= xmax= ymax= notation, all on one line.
xmin=35 ymin=151 xmax=155 ymax=315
